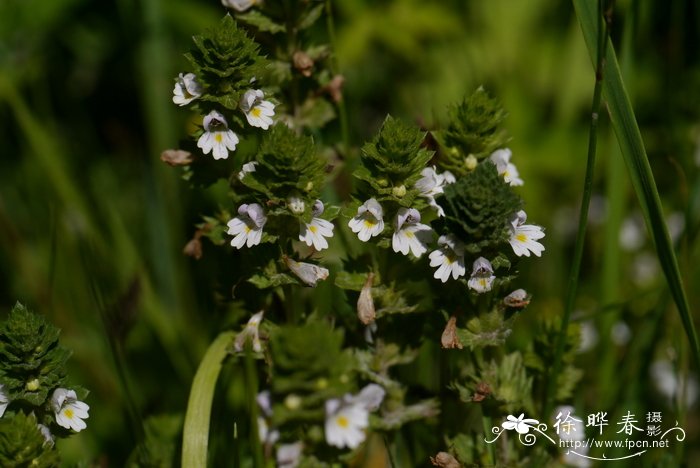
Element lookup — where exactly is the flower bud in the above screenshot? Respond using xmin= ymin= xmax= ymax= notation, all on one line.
xmin=465 ymin=154 xmax=478 ymax=171
xmin=283 ymin=256 xmax=329 ymax=287
xmin=287 ymin=194 xmax=306 ymax=214
xmin=392 ymin=185 xmax=407 ymax=197
xmin=440 ymin=316 xmax=463 ymax=349
xmin=357 ymin=273 xmax=375 ymax=325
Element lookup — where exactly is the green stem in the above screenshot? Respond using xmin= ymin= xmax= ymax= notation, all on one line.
xmin=545 ymin=0 xmax=611 ymax=416
xmin=244 ymin=350 xmax=264 ymax=467
xmin=182 ymin=331 xmax=236 ymax=468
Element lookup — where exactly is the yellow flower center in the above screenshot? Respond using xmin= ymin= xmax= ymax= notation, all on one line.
xmin=215 ymin=134 xmax=223 ymax=143
xmin=516 ymin=233 xmax=527 ymax=242
xmin=251 ymin=107 xmax=262 ymax=118
xmin=309 ymin=225 xmax=318 ymax=233
xmin=337 ymin=416 xmax=349 ymax=428
xmin=64 ymin=408 xmax=74 ymax=419
xmin=245 ymin=226 xmax=251 ymax=233
xmin=363 ymin=219 xmax=376 ymax=228
xmin=405 ymin=231 xmax=415 ymax=238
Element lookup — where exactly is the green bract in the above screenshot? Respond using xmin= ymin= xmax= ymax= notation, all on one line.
xmin=185 ymin=14 xmax=267 ymax=111
xmin=437 ymin=87 xmax=509 ymax=177
xmin=354 ymin=116 xmax=433 ymax=206
xmin=441 ymin=162 xmax=522 ymax=253
xmin=0 ymin=303 xmax=70 ymax=406
xmin=242 ymin=124 xmax=325 ymax=205
xmin=0 ymin=412 xmax=60 ymax=467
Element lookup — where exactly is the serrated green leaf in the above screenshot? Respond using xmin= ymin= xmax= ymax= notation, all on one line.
xmin=237 ymin=10 xmax=285 ymax=34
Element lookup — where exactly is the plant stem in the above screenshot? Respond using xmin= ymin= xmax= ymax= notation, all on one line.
xmin=545 ymin=0 xmax=612 ymax=416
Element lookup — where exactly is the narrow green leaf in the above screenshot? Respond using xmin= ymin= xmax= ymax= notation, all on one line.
xmin=573 ymin=0 xmax=700 ymax=368
xmin=181 ymin=331 xmax=235 ymax=468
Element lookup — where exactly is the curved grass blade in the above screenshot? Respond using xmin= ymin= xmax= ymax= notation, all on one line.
xmin=572 ymin=0 xmax=700 ymax=369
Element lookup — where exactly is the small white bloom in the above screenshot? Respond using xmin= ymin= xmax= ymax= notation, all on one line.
xmin=414 ymin=166 xmax=456 ymax=217
xmin=348 ymin=198 xmax=384 ymax=242
xmin=346 ymin=384 xmax=385 ymax=411
xmin=501 ymin=413 xmax=538 ymax=434
xmin=256 ymin=390 xmax=272 ymax=416
xmin=287 ymin=194 xmax=306 ymax=215
xmin=234 ymin=311 xmax=264 ymax=353
xmin=300 ymin=200 xmax=334 ymax=250
xmin=240 ymin=89 xmax=275 ymax=130
xmin=284 ymin=257 xmax=329 ymax=287
xmin=391 ymin=208 xmax=433 ymax=258
xmin=227 ymin=203 xmax=267 ymax=249
xmin=38 ymin=424 xmax=54 ymax=447
xmin=172 ymin=72 xmax=202 ymax=106
xmin=428 ymin=235 xmax=466 ymax=283
xmin=51 ymin=388 xmax=89 ymax=432
xmin=489 ymin=148 xmax=523 ymax=186
xmin=257 ymin=416 xmax=280 ymax=445
xmin=197 ymin=110 xmax=239 ymax=160
xmin=238 ymin=161 xmax=258 ymax=180
xmin=467 ymin=257 xmax=495 ymax=293
xmin=277 ymin=442 xmax=303 ymax=468
xmin=324 ymin=399 xmax=369 ymax=449
xmin=0 ymin=384 xmax=8 ymax=418
xmin=222 ymin=0 xmax=261 ymax=13
xmin=508 ymin=210 xmax=545 ymax=257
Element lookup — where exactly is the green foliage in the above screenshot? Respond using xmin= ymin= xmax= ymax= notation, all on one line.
xmin=354 ymin=116 xmax=433 ymax=205
xmin=242 ymin=125 xmax=326 ymax=204
xmin=441 ymin=162 xmax=522 ymax=253
xmin=437 ymin=87 xmax=509 ymax=177
xmin=127 ymin=414 xmax=183 ymax=468
xmin=185 ymin=14 xmax=267 ymax=111
xmin=0 ymin=303 xmax=70 ymax=406
xmin=0 ymin=412 xmax=60 ymax=468
xmin=456 ymin=310 xmax=517 ymax=350
xmin=268 ymin=321 xmax=354 ymax=426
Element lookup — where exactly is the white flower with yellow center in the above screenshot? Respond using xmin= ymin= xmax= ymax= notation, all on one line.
xmin=240 ymin=89 xmax=275 ymax=130
xmin=428 ymin=234 xmax=466 ymax=283
xmin=172 ymin=73 xmax=202 ymax=106
xmin=508 ymin=210 xmax=545 ymax=257
xmin=325 ymin=384 xmax=385 ymax=450
xmin=414 ymin=166 xmax=456 ymax=217
xmin=490 ymin=148 xmax=523 ymax=186
xmin=222 ymin=0 xmax=262 ymax=12
xmin=0 ymin=384 xmax=8 ymax=418
xmin=51 ymin=388 xmax=89 ymax=432
xmin=197 ymin=110 xmax=239 ymax=160
xmin=348 ymin=198 xmax=384 ymax=242
xmin=234 ymin=311 xmax=264 ymax=353
xmin=467 ymin=257 xmax=495 ymax=293
xmin=227 ymin=203 xmax=267 ymax=249
xmin=300 ymin=200 xmax=334 ymax=251
xmin=391 ymin=208 xmax=433 ymax=258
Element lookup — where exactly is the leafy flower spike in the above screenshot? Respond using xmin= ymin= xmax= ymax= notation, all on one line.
xmin=348 ymin=198 xmax=384 ymax=242
xmin=197 ymin=110 xmax=239 ymax=160
xmin=227 ymin=203 xmax=267 ymax=248
xmin=508 ymin=210 xmax=545 ymax=257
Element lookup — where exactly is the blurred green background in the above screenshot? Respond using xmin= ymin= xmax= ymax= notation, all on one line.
xmin=1 ymin=0 xmax=699 ymax=465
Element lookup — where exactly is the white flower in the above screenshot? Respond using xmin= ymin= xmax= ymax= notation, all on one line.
xmin=51 ymin=388 xmax=89 ymax=432
xmin=467 ymin=257 xmax=495 ymax=293
xmin=240 ymin=89 xmax=275 ymax=130
xmin=227 ymin=203 xmax=267 ymax=249
xmin=0 ymin=384 xmax=8 ymax=418
xmin=391 ymin=208 xmax=433 ymax=258
xmin=501 ymin=413 xmax=539 ymax=434
xmin=284 ymin=257 xmax=329 ymax=287
xmin=287 ymin=194 xmax=306 ymax=215
xmin=234 ymin=311 xmax=264 ymax=353
xmin=238 ymin=161 xmax=258 ymax=180
xmin=490 ymin=148 xmax=523 ymax=186
xmin=300 ymin=200 xmax=334 ymax=251
xmin=256 ymin=390 xmax=272 ymax=417
xmin=257 ymin=416 xmax=279 ymax=445
xmin=172 ymin=73 xmax=202 ymax=106
xmin=428 ymin=235 xmax=466 ymax=283
xmin=508 ymin=210 xmax=545 ymax=257
xmin=197 ymin=110 xmax=239 ymax=160
xmin=38 ymin=424 xmax=54 ymax=447
xmin=345 ymin=384 xmax=385 ymax=411
xmin=277 ymin=442 xmax=303 ymax=468
xmin=325 ymin=400 xmax=369 ymax=450
xmin=222 ymin=0 xmax=261 ymax=12
xmin=414 ymin=166 xmax=456 ymax=217
xmin=348 ymin=198 xmax=384 ymax=242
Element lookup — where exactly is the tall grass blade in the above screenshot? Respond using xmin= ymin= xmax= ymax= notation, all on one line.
xmin=572 ymin=0 xmax=700 ymax=369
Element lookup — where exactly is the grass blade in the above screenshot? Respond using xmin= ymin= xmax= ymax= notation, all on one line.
xmin=572 ymin=0 xmax=700 ymax=369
